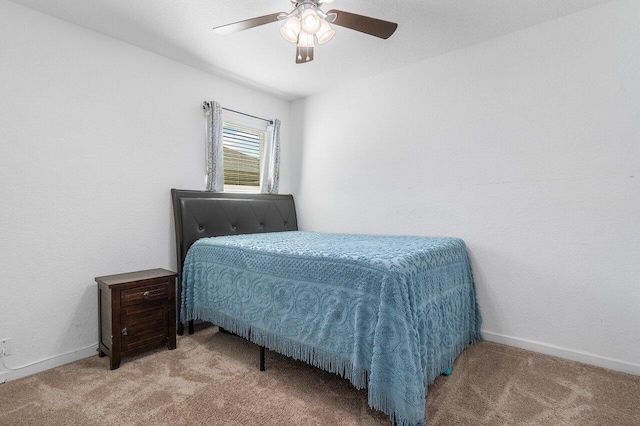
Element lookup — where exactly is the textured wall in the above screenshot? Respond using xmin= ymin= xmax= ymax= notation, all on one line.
xmin=0 ymin=1 xmax=291 ymax=380
xmin=290 ymin=0 xmax=640 ymax=374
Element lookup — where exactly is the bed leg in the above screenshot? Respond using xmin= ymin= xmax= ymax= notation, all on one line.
xmin=260 ymin=346 xmax=266 ymax=371
xmin=443 ymin=367 xmax=453 ymax=376
xmin=188 ymin=320 xmax=194 ymax=335
xmin=177 ymin=322 xmax=184 ymax=336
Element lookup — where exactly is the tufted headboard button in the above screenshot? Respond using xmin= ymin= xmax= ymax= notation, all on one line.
xmin=231 ymin=225 xmax=237 ymax=231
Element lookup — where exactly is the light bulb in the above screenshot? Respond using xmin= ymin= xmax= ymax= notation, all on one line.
xmin=301 ymin=9 xmax=321 ymax=34
xmin=297 ymin=31 xmax=315 ymax=48
xmin=315 ymin=19 xmax=335 ymax=44
xmin=280 ymin=17 xmax=301 ymax=43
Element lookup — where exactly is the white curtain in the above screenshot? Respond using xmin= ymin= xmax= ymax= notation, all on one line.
xmin=260 ymin=119 xmax=281 ymax=194
xmin=203 ymin=101 xmax=223 ymax=192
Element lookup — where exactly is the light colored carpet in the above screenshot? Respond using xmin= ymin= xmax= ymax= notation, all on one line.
xmin=1 ymin=324 xmax=638 ymax=425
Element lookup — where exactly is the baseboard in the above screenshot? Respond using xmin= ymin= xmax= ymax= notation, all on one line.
xmin=482 ymin=331 xmax=640 ymax=376
xmin=0 ymin=344 xmax=97 ymax=383
xmin=2 ymin=335 xmax=638 ymax=383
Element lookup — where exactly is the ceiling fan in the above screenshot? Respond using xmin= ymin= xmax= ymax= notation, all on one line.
xmin=213 ymin=0 xmax=398 ymax=64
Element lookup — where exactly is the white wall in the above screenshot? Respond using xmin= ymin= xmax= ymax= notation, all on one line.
xmin=290 ymin=0 xmax=640 ymax=374
xmin=0 ymin=1 xmax=291 ymax=381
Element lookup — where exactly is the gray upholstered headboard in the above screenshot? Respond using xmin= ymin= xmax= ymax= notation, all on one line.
xmin=171 ymin=189 xmax=298 ymax=333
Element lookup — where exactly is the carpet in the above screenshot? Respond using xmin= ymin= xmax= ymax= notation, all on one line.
xmin=1 ymin=324 xmax=638 ymax=425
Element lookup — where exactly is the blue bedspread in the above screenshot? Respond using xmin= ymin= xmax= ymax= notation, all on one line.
xmin=181 ymin=231 xmax=481 ymax=425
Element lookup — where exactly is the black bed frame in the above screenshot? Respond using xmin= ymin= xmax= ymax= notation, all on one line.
xmin=171 ymin=189 xmax=298 ymax=338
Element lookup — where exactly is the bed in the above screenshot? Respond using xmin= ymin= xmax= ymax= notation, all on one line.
xmin=171 ymin=189 xmax=481 ymax=426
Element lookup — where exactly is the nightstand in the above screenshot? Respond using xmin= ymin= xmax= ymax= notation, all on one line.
xmin=96 ymin=268 xmax=177 ymax=370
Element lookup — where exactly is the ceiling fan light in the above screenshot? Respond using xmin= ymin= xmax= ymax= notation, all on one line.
xmin=297 ymin=31 xmax=315 ymax=48
xmin=315 ymin=19 xmax=335 ymax=44
xmin=280 ymin=16 xmax=301 ymax=43
xmin=301 ymin=9 xmax=321 ymax=34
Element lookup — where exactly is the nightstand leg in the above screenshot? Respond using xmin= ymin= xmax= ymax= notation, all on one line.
xmin=110 ymin=354 xmax=121 ymax=370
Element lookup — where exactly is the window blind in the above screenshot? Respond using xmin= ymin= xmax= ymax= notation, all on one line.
xmin=222 ymin=111 xmax=267 ymax=192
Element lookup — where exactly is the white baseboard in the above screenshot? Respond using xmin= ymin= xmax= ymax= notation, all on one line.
xmin=1 ymin=335 xmax=638 ymax=384
xmin=0 ymin=344 xmax=98 ymax=383
xmin=482 ymin=331 xmax=640 ymax=376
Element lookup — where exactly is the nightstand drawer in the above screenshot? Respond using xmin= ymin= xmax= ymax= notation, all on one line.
xmin=121 ymin=281 xmax=171 ymax=307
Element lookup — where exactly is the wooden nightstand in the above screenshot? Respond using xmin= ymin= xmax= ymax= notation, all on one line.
xmin=96 ymin=268 xmax=177 ymax=370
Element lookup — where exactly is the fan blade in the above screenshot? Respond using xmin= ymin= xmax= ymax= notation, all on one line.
xmin=213 ymin=12 xmax=285 ymax=35
xmin=296 ymin=46 xmax=314 ymax=64
xmin=327 ymin=9 xmax=398 ymax=39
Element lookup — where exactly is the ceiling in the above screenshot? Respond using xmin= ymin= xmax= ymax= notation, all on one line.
xmin=8 ymin=0 xmax=613 ymax=100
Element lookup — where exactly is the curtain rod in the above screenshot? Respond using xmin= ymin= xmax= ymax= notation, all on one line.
xmin=222 ymin=107 xmax=273 ymax=124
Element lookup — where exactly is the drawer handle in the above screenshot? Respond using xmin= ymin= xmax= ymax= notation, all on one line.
xmin=143 ymin=291 xmax=150 ymax=300
xmin=121 ymin=328 xmax=128 ymax=336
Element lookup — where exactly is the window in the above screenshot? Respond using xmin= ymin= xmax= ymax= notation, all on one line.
xmin=222 ymin=111 xmax=267 ymax=193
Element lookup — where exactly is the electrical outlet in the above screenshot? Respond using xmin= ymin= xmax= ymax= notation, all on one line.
xmin=0 ymin=338 xmax=11 ymax=357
